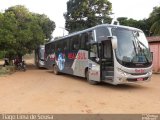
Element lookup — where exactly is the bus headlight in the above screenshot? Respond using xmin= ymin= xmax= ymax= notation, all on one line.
xmin=148 ymin=70 xmax=152 ymax=76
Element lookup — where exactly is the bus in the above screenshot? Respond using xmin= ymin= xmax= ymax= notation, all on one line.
xmin=45 ymin=24 xmax=152 ymax=85
xmin=35 ymin=45 xmax=45 ymax=68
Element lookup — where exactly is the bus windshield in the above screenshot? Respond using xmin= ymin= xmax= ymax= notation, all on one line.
xmin=112 ymin=28 xmax=152 ymax=68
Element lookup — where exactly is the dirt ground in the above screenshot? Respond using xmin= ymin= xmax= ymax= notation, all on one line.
xmin=0 ymin=59 xmax=160 ymax=114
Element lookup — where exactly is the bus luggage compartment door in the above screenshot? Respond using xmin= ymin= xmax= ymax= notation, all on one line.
xmin=88 ymin=61 xmax=100 ymax=82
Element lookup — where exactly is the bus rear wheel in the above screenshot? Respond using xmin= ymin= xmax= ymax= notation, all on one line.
xmin=53 ymin=65 xmax=59 ymax=75
xmin=85 ymin=70 xmax=98 ymax=85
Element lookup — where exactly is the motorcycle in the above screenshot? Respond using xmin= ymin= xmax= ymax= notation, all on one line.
xmin=15 ymin=60 xmax=26 ymax=71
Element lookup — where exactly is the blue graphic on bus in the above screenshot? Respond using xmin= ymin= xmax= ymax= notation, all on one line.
xmin=57 ymin=53 xmax=65 ymax=70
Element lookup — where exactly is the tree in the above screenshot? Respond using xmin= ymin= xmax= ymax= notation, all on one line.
xmin=64 ymin=0 xmax=112 ymax=33
xmin=32 ymin=13 xmax=55 ymax=41
xmin=117 ymin=17 xmax=151 ymax=36
xmin=149 ymin=6 xmax=160 ymax=35
xmin=0 ymin=5 xmax=55 ymax=61
xmin=0 ymin=11 xmax=17 ymax=59
xmin=136 ymin=19 xmax=152 ymax=36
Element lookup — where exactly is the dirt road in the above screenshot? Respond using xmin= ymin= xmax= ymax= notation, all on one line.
xmin=0 ymin=59 xmax=160 ymax=113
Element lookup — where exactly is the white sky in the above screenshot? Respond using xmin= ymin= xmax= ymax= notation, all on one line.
xmin=0 ymin=0 xmax=160 ymax=38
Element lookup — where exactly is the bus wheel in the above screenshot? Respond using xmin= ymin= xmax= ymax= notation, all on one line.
xmin=53 ymin=65 xmax=59 ymax=75
xmin=86 ymin=70 xmax=98 ymax=85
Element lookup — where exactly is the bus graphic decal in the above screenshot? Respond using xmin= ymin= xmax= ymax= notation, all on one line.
xmin=57 ymin=53 xmax=65 ymax=71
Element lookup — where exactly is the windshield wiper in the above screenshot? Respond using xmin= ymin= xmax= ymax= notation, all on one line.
xmin=132 ymin=32 xmax=150 ymax=63
xmin=135 ymin=37 xmax=149 ymax=63
xmin=132 ymin=40 xmax=138 ymax=55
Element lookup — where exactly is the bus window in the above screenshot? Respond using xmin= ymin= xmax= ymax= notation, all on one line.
xmin=88 ymin=31 xmax=95 ymax=41
xmin=51 ymin=42 xmax=55 ymax=53
xmin=96 ymin=27 xmax=110 ymax=41
xmin=58 ymin=42 xmax=62 ymax=51
xmin=80 ymin=31 xmax=95 ymax=50
xmin=45 ymin=44 xmax=49 ymax=54
xmin=55 ymin=41 xmax=62 ymax=52
xmin=90 ymin=44 xmax=98 ymax=58
xmin=70 ymin=35 xmax=80 ymax=50
xmin=81 ymin=32 xmax=89 ymax=50
xmin=103 ymin=40 xmax=112 ymax=59
xmin=62 ymin=39 xmax=69 ymax=51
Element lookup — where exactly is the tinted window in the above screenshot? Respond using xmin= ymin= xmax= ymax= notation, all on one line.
xmin=96 ymin=27 xmax=110 ymax=41
xmin=81 ymin=31 xmax=94 ymax=50
xmin=45 ymin=44 xmax=52 ymax=54
xmin=70 ymin=35 xmax=80 ymax=50
xmin=51 ymin=42 xmax=55 ymax=53
xmin=88 ymin=31 xmax=94 ymax=41
xmin=62 ymin=39 xmax=69 ymax=51
xmin=45 ymin=44 xmax=50 ymax=54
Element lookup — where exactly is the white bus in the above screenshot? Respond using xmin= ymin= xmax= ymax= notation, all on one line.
xmin=45 ymin=24 xmax=152 ymax=85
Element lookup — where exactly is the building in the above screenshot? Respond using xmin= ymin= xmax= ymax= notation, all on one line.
xmin=147 ymin=36 xmax=160 ymax=73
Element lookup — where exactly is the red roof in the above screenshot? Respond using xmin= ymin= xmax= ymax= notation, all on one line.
xmin=147 ymin=36 xmax=160 ymax=43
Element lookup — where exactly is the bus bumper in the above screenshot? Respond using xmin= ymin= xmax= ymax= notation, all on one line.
xmin=114 ymin=71 xmax=152 ymax=85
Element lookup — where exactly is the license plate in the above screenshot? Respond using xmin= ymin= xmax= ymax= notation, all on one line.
xmin=137 ymin=78 xmax=144 ymax=81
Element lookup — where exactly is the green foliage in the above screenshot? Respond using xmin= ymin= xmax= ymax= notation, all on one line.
xmin=64 ymin=1 xmax=159 ymax=36
xmin=0 ymin=5 xmax=55 ymax=60
xmin=0 ymin=52 xmax=4 ymax=59
xmin=0 ymin=66 xmax=15 ymax=76
xmin=117 ymin=6 xmax=160 ymax=36
xmin=117 ymin=17 xmax=138 ymax=27
xmin=117 ymin=17 xmax=151 ymax=36
xmin=149 ymin=6 xmax=160 ymax=35
xmin=32 ymin=14 xmax=55 ymax=41
xmin=64 ymin=0 xmax=112 ymax=33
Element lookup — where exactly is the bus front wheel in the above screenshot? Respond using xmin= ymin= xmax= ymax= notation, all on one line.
xmin=53 ymin=65 xmax=59 ymax=75
xmin=85 ymin=70 xmax=98 ymax=85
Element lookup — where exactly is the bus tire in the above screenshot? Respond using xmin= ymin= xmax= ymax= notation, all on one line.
xmin=85 ymin=70 xmax=98 ymax=85
xmin=53 ymin=65 xmax=59 ymax=75
xmin=36 ymin=61 xmax=40 ymax=69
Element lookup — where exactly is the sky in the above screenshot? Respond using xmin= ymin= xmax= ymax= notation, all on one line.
xmin=0 ymin=0 xmax=160 ymax=38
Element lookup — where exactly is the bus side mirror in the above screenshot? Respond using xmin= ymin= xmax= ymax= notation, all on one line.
xmin=111 ymin=36 xmax=117 ymax=49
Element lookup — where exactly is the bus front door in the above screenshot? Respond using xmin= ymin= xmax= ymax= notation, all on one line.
xmin=100 ymin=40 xmax=114 ymax=81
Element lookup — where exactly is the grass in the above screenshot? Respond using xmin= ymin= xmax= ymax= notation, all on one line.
xmin=0 ymin=66 xmax=15 ymax=76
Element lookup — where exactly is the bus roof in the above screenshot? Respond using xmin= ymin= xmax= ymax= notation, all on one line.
xmin=46 ymin=24 xmax=142 ymax=45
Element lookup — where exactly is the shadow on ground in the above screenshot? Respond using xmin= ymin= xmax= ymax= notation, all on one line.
xmin=45 ymin=68 xmax=149 ymax=91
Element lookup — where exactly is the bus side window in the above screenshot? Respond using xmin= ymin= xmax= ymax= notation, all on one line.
xmin=81 ymin=32 xmax=89 ymax=50
xmin=96 ymin=27 xmax=110 ymax=41
xmin=54 ymin=42 xmax=57 ymax=52
xmin=58 ymin=41 xmax=63 ymax=51
xmin=51 ymin=42 xmax=55 ymax=53
xmin=45 ymin=44 xmax=49 ymax=54
xmin=90 ymin=44 xmax=98 ymax=58
xmin=88 ymin=31 xmax=94 ymax=42
xmin=62 ymin=39 xmax=69 ymax=51
xmin=71 ymin=35 xmax=80 ymax=50
xmin=70 ymin=38 xmax=74 ymax=50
